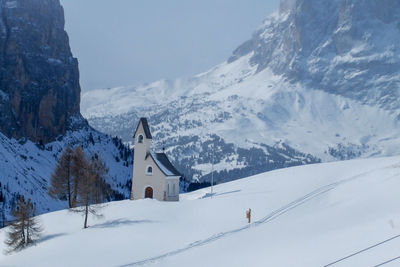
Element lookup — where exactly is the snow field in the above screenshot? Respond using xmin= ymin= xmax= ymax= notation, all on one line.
xmin=1 ymin=156 xmax=400 ymax=266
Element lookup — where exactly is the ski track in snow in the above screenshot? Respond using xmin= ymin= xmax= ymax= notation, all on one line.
xmin=118 ymin=168 xmax=379 ymax=267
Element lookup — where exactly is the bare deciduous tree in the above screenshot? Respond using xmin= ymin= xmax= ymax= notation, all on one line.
xmin=50 ymin=145 xmax=111 ymax=229
xmin=4 ymin=198 xmax=42 ymax=253
xmin=71 ymin=146 xmax=87 ymax=208
xmin=72 ymin=154 xmax=110 ymax=229
xmin=49 ymin=147 xmax=74 ymax=208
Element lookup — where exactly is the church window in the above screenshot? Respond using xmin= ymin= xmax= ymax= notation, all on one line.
xmin=137 ymin=134 xmax=144 ymax=144
xmin=146 ymin=166 xmax=153 ymax=175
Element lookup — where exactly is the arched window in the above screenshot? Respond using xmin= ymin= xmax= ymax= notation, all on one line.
xmin=137 ymin=134 xmax=144 ymax=144
xmin=146 ymin=166 xmax=153 ymax=175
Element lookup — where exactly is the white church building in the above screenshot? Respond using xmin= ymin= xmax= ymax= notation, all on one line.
xmin=131 ymin=118 xmax=181 ymax=201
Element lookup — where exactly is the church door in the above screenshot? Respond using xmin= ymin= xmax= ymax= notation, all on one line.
xmin=145 ymin=187 xmax=153 ymax=199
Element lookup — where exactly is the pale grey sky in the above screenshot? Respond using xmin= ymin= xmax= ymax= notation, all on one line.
xmin=61 ymin=0 xmax=280 ymax=91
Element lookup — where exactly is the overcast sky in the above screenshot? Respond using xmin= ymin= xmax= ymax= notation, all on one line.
xmin=60 ymin=0 xmax=280 ymax=91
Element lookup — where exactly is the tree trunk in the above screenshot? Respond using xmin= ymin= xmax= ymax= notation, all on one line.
xmin=22 ymin=219 xmax=26 ymax=245
xmin=72 ymin=179 xmax=78 ymax=208
xmin=67 ymin=166 xmax=72 ymax=208
xmin=84 ymin=204 xmax=89 ymax=229
xmin=26 ymin=217 xmax=30 ymax=243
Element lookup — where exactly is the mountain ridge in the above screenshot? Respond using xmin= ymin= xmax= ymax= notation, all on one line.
xmin=230 ymin=0 xmax=400 ymax=111
xmin=82 ymin=0 xmax=400 ymax=184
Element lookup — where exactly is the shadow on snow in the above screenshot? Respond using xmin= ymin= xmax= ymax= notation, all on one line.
xmin=91 ymin=219 xmax=155 ymax=229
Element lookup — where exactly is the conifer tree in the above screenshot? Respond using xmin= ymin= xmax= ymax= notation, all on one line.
xmin=5 ymin=198 xmax=42 ymax=253
xmin=49 ymin=147 xmax=74 ymax=208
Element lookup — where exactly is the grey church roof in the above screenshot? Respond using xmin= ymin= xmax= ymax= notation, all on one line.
xmin=136 ymin=117 xmax=180 ymax=177
xmin=135 ymin=117 xmax=152 ymax=139
xmin=152 ymin=152 xmax=182 ymax=177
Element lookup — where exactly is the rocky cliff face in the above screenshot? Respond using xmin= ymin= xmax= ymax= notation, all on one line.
xmin=0 ymin=0 xmax=83 ymax=143
xmin=230 ymin=0 xmax=400 ymax=111
xmin=0 ymin=0 xmax=133 ymax=223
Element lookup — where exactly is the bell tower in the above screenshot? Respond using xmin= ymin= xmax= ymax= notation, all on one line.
xmin=131 ymin=118 xmax=152 ymax=200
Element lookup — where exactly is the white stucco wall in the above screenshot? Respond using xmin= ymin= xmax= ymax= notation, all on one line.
xmin=131 ymin=121 xmax=179 ymax=201
xmin=166 ymin=177 xmax=180 ymax=201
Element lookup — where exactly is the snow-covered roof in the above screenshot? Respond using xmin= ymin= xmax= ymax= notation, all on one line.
xmin=151 ymin=152 xmax=181 ymax=177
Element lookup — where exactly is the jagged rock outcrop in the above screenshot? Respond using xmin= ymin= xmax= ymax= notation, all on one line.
xmin=0 ymin=0 xmax=83 ymax=143
xmin=0 ymin=0 xmax=135 ymax=224
xmin=230 ymin=0 xmax=400 ymax=111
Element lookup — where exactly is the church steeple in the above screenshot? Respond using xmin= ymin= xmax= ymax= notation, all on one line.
xmin=134 ymin=118 xmax=152 ymax=158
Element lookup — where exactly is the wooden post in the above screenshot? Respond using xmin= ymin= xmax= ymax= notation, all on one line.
xmin=246 ymin=208 xmax=251 ymax=223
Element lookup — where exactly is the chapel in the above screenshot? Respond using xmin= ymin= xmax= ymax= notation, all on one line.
xmin=131 ymin=118 xmax=181 ymax=201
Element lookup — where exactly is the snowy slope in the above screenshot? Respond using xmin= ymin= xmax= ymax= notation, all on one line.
xmin=0 ymin=127 xmax=132 ymax=223
xmin=82 ymin=56 xmax=400 ymax=159
xmin=1 ymin=156 xmax=400 ymax=266
xmin=81 ymin=0 xmax=400 ymax=184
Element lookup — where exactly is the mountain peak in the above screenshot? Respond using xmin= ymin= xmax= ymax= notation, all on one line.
xmin=230 ymin=0 xmax=400 ymax=110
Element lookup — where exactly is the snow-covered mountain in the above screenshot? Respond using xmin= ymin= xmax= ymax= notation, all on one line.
xmin=0 ymin=0 xmax=133 ymax=223
xmin=82 ymin=0 xmax=400 ymax=184
xmin=232 ymin=0 xmax=400 ymax=111
xmin=1 ymin=156 xmax=400 ymax=266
